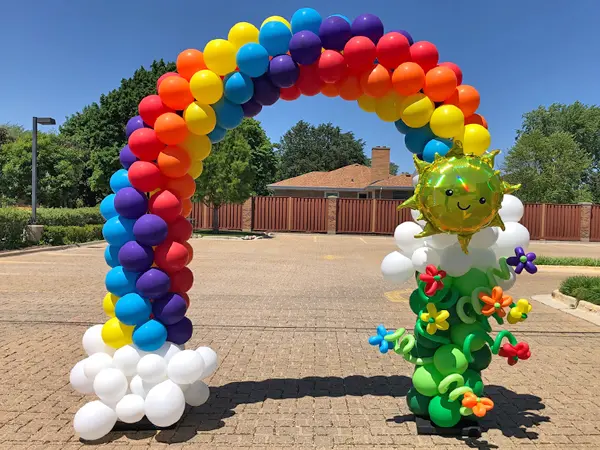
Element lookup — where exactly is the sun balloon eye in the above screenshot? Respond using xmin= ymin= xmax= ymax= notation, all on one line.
xmin=445 ymin=189 xmax=454 ymax=197
xmin=479 ymin=197 xmax=486 ymax=204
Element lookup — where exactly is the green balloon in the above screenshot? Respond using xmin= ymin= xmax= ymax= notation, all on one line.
xmin=468 ymin=344 xmax=492 ymax=371
xmin=406 ymin=387 xmax=431 ymax=417
xmin=463 ymin=369 xmax=484 ymax=396
xmin=409 ymin=289 xmax=425 ymax=315
xmin=433 ymin=344 xmax=468 ymax=376
xmin=453 ymin=268 xmax=491 ymax=296
xmin=450 ymin=323 xmax=485 ymax=350
xmin=412 ymin=364 xmax=444 ymax=397
xmin=428 ymin=394 xmax=462 ymax=428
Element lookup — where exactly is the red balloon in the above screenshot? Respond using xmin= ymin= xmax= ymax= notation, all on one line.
xmin=343 ymin=36 xmax=376 ymax=74
xmin=167 ymin=215 xmax=193 ymax=242
xmin=128 ymin=161 xmax=164 ymax=193
xmin=296 ymin=63 xmax=324 ymax=96
xmin=138 ymin=95 xmax=173 ymax=127
xmin=318 ymin=50 xmax=347 ymax=83
xmin=376 ymin=32 xmax=410 ymax=70
xmin=156 ymin=72 xmax=181 ymax=92
xmin=180 ymin=292 xmax=190 ymax=308
xmin=183 ymin=241 xmax=194 ymax=264
xmin=154 ymin=240 xmax=189 ymax=272
xmin=409 ymin=41 xmax=439 ymax=73
xmin=128 ymin=128 xmax=165 ymax=161
xmin=280 ymin=85 xmax=301 ymax=101
xmin=149 ymin=190 xmax=182 ymax=223
xmin=169 ymin=266 xmax=194 ymax=293
xmin=438 ymin=62 xmax=463 ymax=85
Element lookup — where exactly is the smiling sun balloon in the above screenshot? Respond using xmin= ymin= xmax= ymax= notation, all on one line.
xmin=400 ymin=141 xmax=520 ymax=254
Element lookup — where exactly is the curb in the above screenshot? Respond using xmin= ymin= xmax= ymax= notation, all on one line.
xmin=551 ymin=289 xmax=578 ymax=309
xmin=0 ymin=240 xmax=105 ymax=258
xmin=532 ymin=294 xmax=600 ymax=327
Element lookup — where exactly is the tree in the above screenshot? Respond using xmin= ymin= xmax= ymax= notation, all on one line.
xmin=276 ymin=121 xmax=367 ymax=180
xmin=193 ymin=128 xmax=255 ymax=230
xmin=236 ymin=118 xmax=278 ymax=195
xmin=0 ymin=124 xmax=25 ymax=146
xmin=502 ymin=131 xmax=591 ymax=204
xmin=366 ymin=158 xmax=399 ymax=175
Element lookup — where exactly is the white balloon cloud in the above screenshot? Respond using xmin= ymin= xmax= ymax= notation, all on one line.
xmin=411 ymin=247 xmax=441 ymax=273
xmin=145 ymin=380 xmax=186 ymax=427
xmin=381 ymin=251 xmax=414 ymax=284
xmin=394 ymin=222 xmax=425 ymax=256
xmin=499 ymin=194 xmax=524 ymax=223
xmin=73 ymin=401 xmax=117 ymax=441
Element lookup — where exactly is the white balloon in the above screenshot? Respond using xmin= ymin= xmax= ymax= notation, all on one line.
xmin=494 ymin=222 xmax=530 ymax=256
xmin=411 ymin=247 xmax=440 ymax=273
xmin=70 ymin=360 xmax=94 ymax=394
xmin=93 ymin=368 xmax=128 ymax=403
xmin=394 ymin=222 xmax=425 ymax=255
xmin=137 ymin=355 xmax=167 ymax=383
xmin=145 ymin=380 xmax=185 ymax=427
xmin=129 ymin=375 xmax=159 ymax=399
xmin=412 ymin=172 xmax=419 ymax=187
xmin=156 ymin=342 xmax=182 ymax=363
xmin=82 ymin=325 xmax=114 ymax=356
xmin=469 ymin=248 xmax=497 ymax=271
xmin=196 ymin=347 xmax=218 ymax=379
xmin=83 ymin=353 xmax=113 ymax=380
xmin=116 ymin=394 xmax=145 ymax=423
xmin=184 ymin=380 xmax=210 ymax=407
xmin=469 ymin=227 xmax=499 ymax=249
xmin=499 ymin=194 xmax=524 ymax=223
xmin=167 ymin=350 xmax=205 ymax=385
xmin=410 ymin=209 xmax=426 ymax=227
xmin=439 ymin=244 xmax=473 ymax=277
xmin=429 ymin=233 xmax=458 ymax=249
xmin=496 ymin=266 xmax=517 ymax=291
xmin=112 ymin=345 xmax=141 ymax=377
xmin=381 ymin=251 xmax=414 ymax=284
xmin=73 ymin=400 xmax=117 ymax=441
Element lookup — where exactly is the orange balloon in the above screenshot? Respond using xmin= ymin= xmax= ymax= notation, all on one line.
xmin=361 ymin=64 xmax=392 ymax=98
xmin=154 ymin=113 xmax=188 ymax=146
xmin=181 ymin=198 xmax=193 ymax=218
xmin=445 ymin=85 xmax=480 ymax=117
xmin=321 ymin=83 xmax=340 ymax=98
xmin=465 ymin=113 xmax=488 ymax=129
xmin=392 ymin=62 xmax=425 ymax=96
xmin=166 ymin=174 xmax=196 ymax=199
xmin=157 ymin=146 xmax=192 ymax=179
xmin=337 ymin=76 xmax=363 ymax=101
xmin=158 ymin=76 xmax=194 ymax=110
xmin=176 ymin=49 xmax=207 ymax=80
xmin=183 ymin=241 xmax=194 ymax=264
xmin=423 ymin=66 xmax=458 ymax=102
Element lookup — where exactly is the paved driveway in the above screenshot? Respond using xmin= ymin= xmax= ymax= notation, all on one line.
xmin=0 ymin=234 xmax=599 ymax=449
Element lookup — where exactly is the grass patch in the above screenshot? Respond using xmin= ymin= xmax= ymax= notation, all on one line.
xmin=535 ymin=256 xmax=600 ymax=267
xmin=560 ymin=276 xmax=600 ymax=305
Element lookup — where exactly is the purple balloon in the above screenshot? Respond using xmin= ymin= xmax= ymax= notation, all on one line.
xmin=268 ymin=55 xmax=299 ymax=88
xmin=136 ymin=268 xmax=171 ymax=299
xmin=126 ymin=116 xmax=145 ymax=138
xmin=252 ymin=75 xmax=280 ymax=106
xmin=118 ymin=241 xmax=154 ymax=272
xmin=153 ymin=293 xmax=188 ymax=325
xmin=241 ymin=99 xmax=263 ymax=118
xmin=114 ymin=187 xmax=148 ymax=219
xmin=133 ymin=214 xmax=168 ymax=246
xmin=351 ymin=14 xmax=384 ymax=43
xmin=289 ymin=31 xmax=322 ymax=65
xmin=119 ymin=145 xmax=137 ymax=169
xmin=390 ymin=29 xmax=414 ymax=45
xmin=319 ymin=16 xmax=352 ymax=51
xmin=166 ymin=317 xmax=193 ymax=345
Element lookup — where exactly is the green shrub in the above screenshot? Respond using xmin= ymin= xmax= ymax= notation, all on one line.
xmin=536 ymin=256 xmax=600 ymax=267
xmin=560 ymin=276 xmax=600 ymax=305
xmin=40 ymin=225 xmax=103 ymax=246
xmin=36 ymin=207 xmax=103 ymax=226
xmin=0 ymin=208 xmax=30 ymax=250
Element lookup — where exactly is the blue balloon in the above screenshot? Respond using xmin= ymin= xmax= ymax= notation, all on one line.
xmin=133 ymin=319 xmax=168 ymax=352
xmin=99 ymin=194 xmax=117 ymax=221
xmin=423 ymin=138 xmax=452 ymax=163
xmin=208 ymin=126 xmax=227 ymax=143
xmin=102 ymin=216 xmax=135 ymax=247
xmin=404 ymin=125 xmax=436 ymax=154
xmin=115 ymin=293 xmax=152 ymax=326
xmin=259 ymin=21 xmax=292 ymax=56
xmin=394 ymin=119 xmax=412 ymax=135
xmin=291 ymin=7 xmax=322 ymax=34
xmin=331 ymin=14 xmax=351 ymax=25
xmin=104 ymin=244 xmax=121 ymax=268
xmin=236 ymin=43 xmax=270 ymax=78
xmin=224 ymin=72 xmax=254 ymax=104
xmin=105 ymin=266 xmax=139 ymax=297
xmin=213 ymin=98 xmax=244 ymax=130
xmin=110 ymin=169 xmax=131 ymax=193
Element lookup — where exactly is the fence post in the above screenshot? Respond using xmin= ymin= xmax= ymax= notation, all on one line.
xmin=327 ymin=198 xmax=337 ymax=234
xmin=370 ymin=199 xmax=377 ymax=233
xmin=540 ymin=203 xmax=547 ymax=240
xmin=287 ymin=197 xmax=293 ymax=231
xmin=580 ymin=202 xmax=592 ymax=242
xmin=242 ymin=198 xmax=253 ymax=232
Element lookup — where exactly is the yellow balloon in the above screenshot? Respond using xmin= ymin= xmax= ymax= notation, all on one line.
xmin=203 ymin=39 xmax=237 ymax=76
xmin=429 ymin=105 xmax=465 ymax=138
xmin=357 ymin=95 xmax=376 ymax=113
xmin=462 ymin=124 xmax=491 ymax=156
xmin=184 ymin=102 xmax=217 ymax=136
xmin=189 ymin=70 xmax=223 ymax=105
xmin=181 ymin=133 xmax=212 ymax=161
xmin=261 ymin=16 xmax=291 ymax=29
xmin=101 ymin=317 xmax=134 ymax=349
xmin=188 ymin=160 xmax=204 ymax=179
xmin=375 ymin=93 xmax=403 ymax=122
xmin=102 ymin=293 xmax=118 ymax=318
xmin=400 ymin=93 xmax=435 ymax=128
xmin=228 ymin=22 xmax=260 ymax=49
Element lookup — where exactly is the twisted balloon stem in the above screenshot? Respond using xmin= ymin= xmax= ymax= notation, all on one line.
xmin=491 ymin=330 xmax=518 ymax=354
xmin=384 ymin=328 xmax=433 ymax=365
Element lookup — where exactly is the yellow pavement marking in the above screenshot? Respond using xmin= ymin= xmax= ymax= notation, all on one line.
xmin=323 ymin=255 xmax=342 ymax=260
xmin=359 ymin=237 xmax=368 ymax=244
xmin=384 ymin=290 xmax=409 ymax=302
xmin=313 ymin=236 xmax=318 ymax=243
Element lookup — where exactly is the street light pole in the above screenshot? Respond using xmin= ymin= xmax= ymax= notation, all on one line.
xmin=32 ymin=117 xmax=38 ymax=224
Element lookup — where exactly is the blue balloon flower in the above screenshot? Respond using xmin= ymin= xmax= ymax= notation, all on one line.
xmin=368 ymin=324 xmax=394 ymax=354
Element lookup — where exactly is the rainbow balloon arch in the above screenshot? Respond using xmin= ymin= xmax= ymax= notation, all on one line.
xmin=69 ymin=7 xmax=536 ymax=440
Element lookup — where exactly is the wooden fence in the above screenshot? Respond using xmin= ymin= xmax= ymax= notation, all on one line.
xmin=591 ymin=205 xmax=600 ymax=242
xmin=190 ymin=203 xmax=243 ymax=230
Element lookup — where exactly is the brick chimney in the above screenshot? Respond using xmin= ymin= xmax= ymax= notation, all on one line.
xmin=371 ymin=146 xmax=390 ymax=182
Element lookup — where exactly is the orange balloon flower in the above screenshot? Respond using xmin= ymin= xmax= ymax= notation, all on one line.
xmin=479 ymin=286 xmax=513 ymax=317
xmin=462 ymin=392 xmax=494 ymax=418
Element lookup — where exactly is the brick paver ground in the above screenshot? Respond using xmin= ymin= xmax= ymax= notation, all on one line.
xmin=0 ymin=234 xmax=599 ymax=449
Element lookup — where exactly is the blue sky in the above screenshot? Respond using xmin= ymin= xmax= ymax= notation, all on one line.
xmin=2 ymin=0 xmax=599 ymax=171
